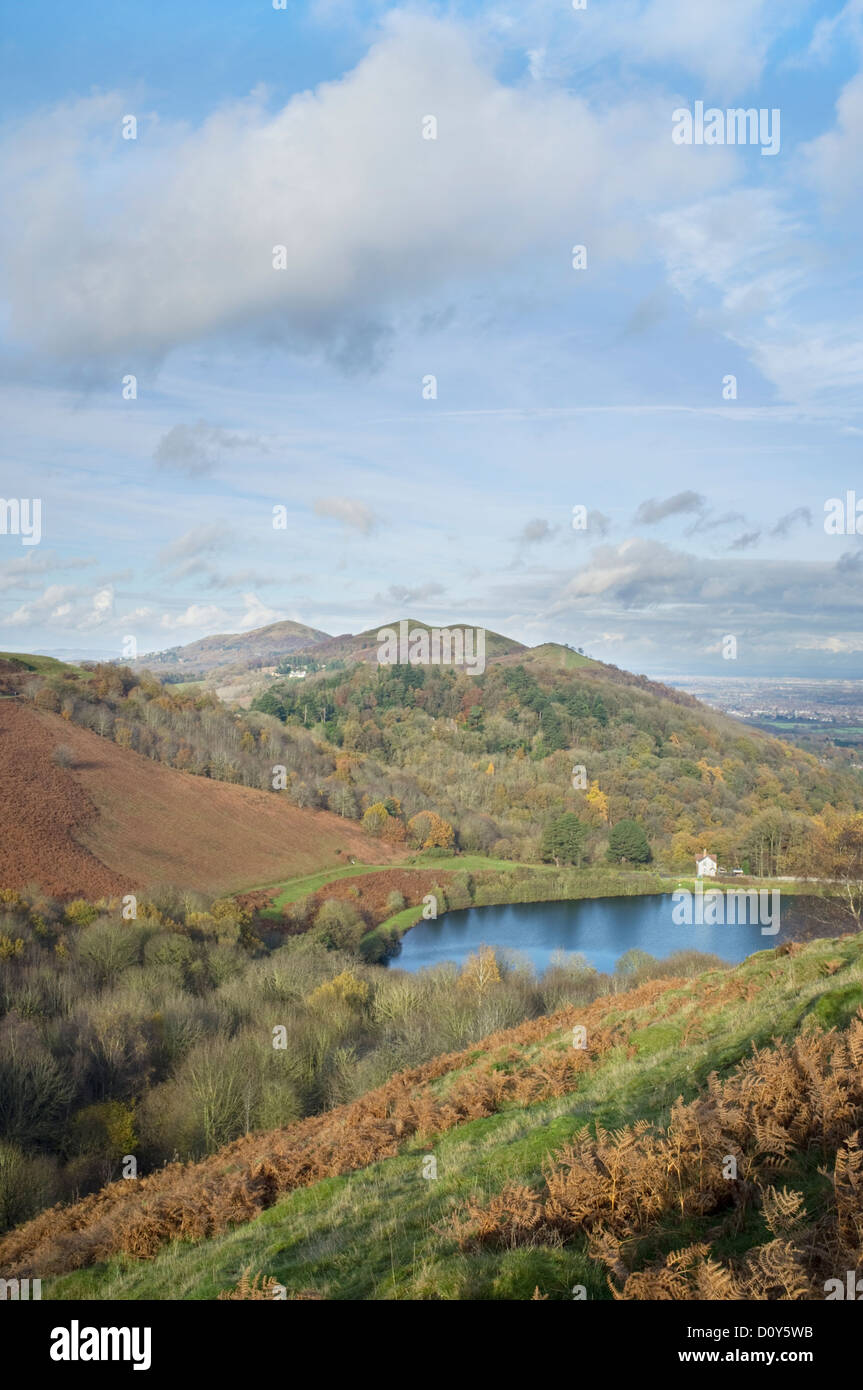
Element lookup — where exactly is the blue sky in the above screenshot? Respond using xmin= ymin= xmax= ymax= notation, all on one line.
xmin=2 ymin=0 xmax=863 ymax=676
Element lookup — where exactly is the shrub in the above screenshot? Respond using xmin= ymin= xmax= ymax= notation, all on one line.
xmin=64 ymin=899 xmax=99 ymax=928
xmin=0 ymin=1141 xmax=58 ymax=1234
xmin=307 ymin=970 xmax=370 ymax=1013
xmin=312 ymin=900 xmax=365 ymax=952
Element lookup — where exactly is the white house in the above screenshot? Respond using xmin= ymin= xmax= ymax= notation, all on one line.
xmin=696 ymin=850 xmax=717 ymax=878
xmin=288 ymin=669 xmax=307 ymax=679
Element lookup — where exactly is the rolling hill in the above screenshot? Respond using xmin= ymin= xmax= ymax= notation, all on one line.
xmin=129 ymin=617 xmax=579 ymax=681
xmin=5 ymin=930 xmax=862 ymax=1299
xmin=0 ymin=700 xmax=402 ymax=898
xmin=134 ymin=619 xmax=331 ymax=677
xmin=286 ymin=618 xmax=529 ymax=669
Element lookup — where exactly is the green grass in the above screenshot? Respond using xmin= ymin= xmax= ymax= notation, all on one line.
xmin=253 ymin=856 xmax=553 ymax=918
xmin=44 ymin=931 xmax=863 ymax=1301
xmin=0 ymin=650 xmax=94 ymax=680
xmin=524 ymin=643 xmax=597 ymax=671
xmin=257 ymin=864 xmax=395 ymax=914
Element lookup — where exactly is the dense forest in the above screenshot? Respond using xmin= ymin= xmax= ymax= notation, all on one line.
xmin=16 ymin=656 xmax=863 ymax=875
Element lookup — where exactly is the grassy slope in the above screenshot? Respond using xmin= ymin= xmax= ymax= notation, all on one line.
xmin=46 ymin=931 xmax=863 ymax=1301
xmin=0 ymin=651 xmax=93 ymax=680
xmin=519 ymin=643 xmax=596 ymax=671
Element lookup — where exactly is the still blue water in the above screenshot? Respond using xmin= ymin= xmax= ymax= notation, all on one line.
xmin=391 ymin=894 xmax=777 ymax=975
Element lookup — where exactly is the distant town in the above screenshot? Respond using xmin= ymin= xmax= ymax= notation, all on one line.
xmin=666 ymin=676 xmax=863 ymax=760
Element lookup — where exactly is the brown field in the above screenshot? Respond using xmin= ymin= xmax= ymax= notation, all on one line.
xmin=299 ymin=868 xmax=459 ymax=922
xmin=236 ymin=866 xmax=460 ymax=925
xmin=0 ymin=701 xmax=403 ymax=898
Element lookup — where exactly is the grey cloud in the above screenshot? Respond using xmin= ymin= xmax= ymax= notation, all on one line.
xmin=837 ymin=546 xmax=863 ymax=573
xmin=527 ymin=538 xmax=863 ymax=673
xmin=634 ymin=491 xmax=705 ymax=525
xmin=621 ymin=288 xmax=670 ymax=338
xmin=159 ymin=524 xmax=235 ymax=566
xmin=729 ymin=531 xmax=762 ymax=551
xmin=0 ymin=551 xmax=95 ymax=591
xmin=688 ymin=510 xmax=746 ymax=535
xmin=154 ymin=423 xmax=264 ymax=477
xmin=517 ymin=519 xmax=556 ymax=544
xmin=203 ymin=568 xmax=278 ymax=590
xmin=770 ymin=506 xmax=812 ymax=537
xmin=589 ymin=510 xmax=611 ymax=536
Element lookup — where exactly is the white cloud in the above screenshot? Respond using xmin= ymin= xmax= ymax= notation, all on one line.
xmin=807 ymin=0 xmax=863 ymax=63
xmin=802 ymin=71 xmax=863 ymax=206
xmin=0 ymin=14 xmax=729 ymax=363
xmin=656 ymin=187 xmax=863 ymax=400
xmin=588 ymin=0 xmax=792 ymax=91
xmin=3 ymin=581 xmax=120 ymax=631
xmin=237 ymin=594 xmax=284 ymax=629
xmin=4 ymin=584 xmax=79 ymax=626
xmin=313 ymin=496 xmax=378 ymax=534
xmin=795 ymin=633 xmax=863 ymax=653
xmin=162 ymin=603 xmax=228 ymax=630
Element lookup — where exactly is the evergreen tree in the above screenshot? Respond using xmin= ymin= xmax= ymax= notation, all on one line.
xmin=606 ymin=819 xmax=652 ymax=864
xmin=541 ymin=812 xmax=587 ymax=866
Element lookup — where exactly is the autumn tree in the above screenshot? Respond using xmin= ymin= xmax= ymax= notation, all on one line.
xmin=585 ymin=780 xmax=610 ymax=825
xmin=307 ymin=970 xmax=370 ymax=1013
xmin=458 ymin=944 xmax=501 ymax=1000
xmin=407 ymin=810 xmax=455 ymax=850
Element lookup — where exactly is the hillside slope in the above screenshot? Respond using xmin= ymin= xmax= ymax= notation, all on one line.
xmin=8 ymin=932 xmax=863 ymax=1299
xmin=136 ymin=619 xmax=331 ymax=677
xmin=0 ymin=701 xmax=401 ymax=897
xmin=289 ymin=619 xmax=528 ymax=669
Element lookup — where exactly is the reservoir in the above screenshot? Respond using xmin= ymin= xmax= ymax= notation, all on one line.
xmin=392 ymin=893 xmax=788 ymax=975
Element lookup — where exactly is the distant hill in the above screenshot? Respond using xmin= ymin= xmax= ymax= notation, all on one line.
xmin=129 ymin=617 xmax=530 ymax=681
xmin=289 ymin=619 xmax=528 ymax=669
xmin=135 ymin=619 xmax=332 ymax=676
xmin=0 ymin=650 xmax=94 ymax=681
xmin=0 ymin=700 xmax=401 ymax=898
xmin=128 ymin=616 xmax=692 ymax=704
